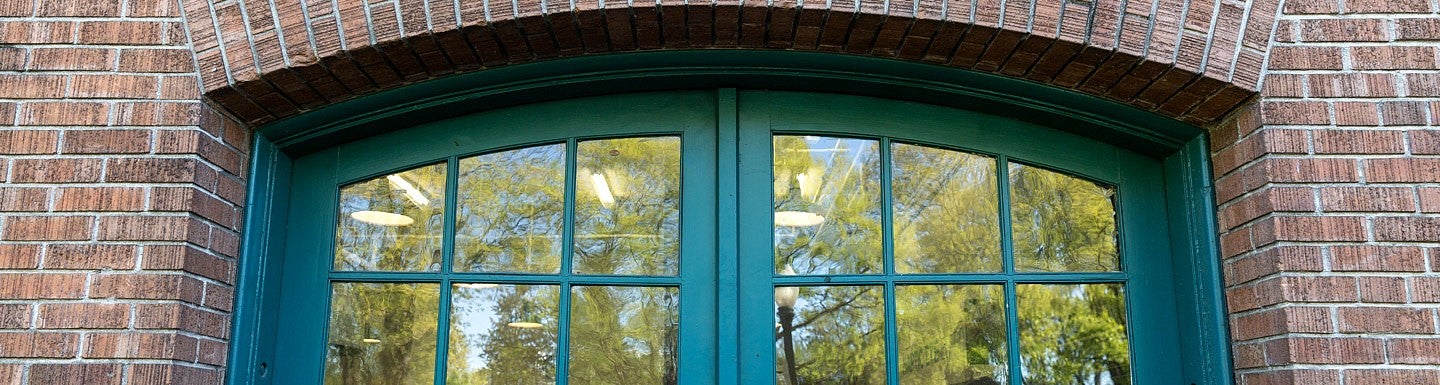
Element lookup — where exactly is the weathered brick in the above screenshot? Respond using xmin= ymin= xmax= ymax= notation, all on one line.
xmin=37 ymin=303 xmax=129 ymax=329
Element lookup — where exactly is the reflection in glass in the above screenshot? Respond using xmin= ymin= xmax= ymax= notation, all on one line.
xmin=1009 ymin=164 xmax=1119 ymax=272
xmin=891 ymin=143 xmax=1001 ymax=273
xmin=336 ymin=163 xmax=447 ymax=271
xmin=897 ymin=285 xmax=1008 ymax=384
xmin=1018 ymin=284 xmax=1130 ymax=385
xmin=774 ymin=285 xmax=885 ymax=385
xmin=455 ymin=145 xmax=566 ymax=273
xmin=447 ymin=283 xmax=559 ymax=384
xmin=324 ymin=283 xmax=439 ymax=384
xmin=574 ymin=137 xmax=682 ymax=276
xmin=773 ymin=136 xmax=882 ymax=275
xmin=569 ymin=286 xmax=680 ymax=384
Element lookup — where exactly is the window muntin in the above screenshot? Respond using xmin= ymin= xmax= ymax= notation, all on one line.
xmin=770 ymin=136 xmax=1131 ymax=385
xmin=323 ymin=136 xmax=684 ymax=385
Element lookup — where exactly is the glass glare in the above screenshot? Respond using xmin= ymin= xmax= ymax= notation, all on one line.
xmin=891 ymin=143 xmax=1001 ymax=273
xmin=897 ymin=285 xmax=1008 ymax=384
xmin=569 ymin=286 xmax=680 ymax=384
xmin=324 ymin=283 xmax=440 ymax=384
xmin=447 ymin=283 xmax=560 ymax=384
xmin=1018 ymin=284 xmax=1131 ymax=385
xmin=335 ymin=163 xmax=447 ymax=271
xmin=774 ymin=285 xmax=886 ymax=385
xmin=772 ymin=136 xmax=883 ymax=275
xmin=454 ymin=144 xmax=566 ymax=273
xmin=574 ymin=137 xmax=682 ymax=276
xmin=1009 ymin=164 xmax=1120 ymax=272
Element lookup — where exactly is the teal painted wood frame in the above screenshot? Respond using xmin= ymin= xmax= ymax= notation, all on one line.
xmin=232 ymin=50 xmax=1233 ymax=385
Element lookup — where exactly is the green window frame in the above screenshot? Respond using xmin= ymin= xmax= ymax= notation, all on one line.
xmin=232 ymin=51 xmax=1231 ymax=385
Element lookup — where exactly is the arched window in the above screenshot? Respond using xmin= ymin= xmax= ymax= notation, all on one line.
xmin=232 ymin=54 xmax=1231 ymax=385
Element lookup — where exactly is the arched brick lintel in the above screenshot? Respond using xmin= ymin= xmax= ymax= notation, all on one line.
xmin=183 ymin=0 xmax=1282 ymax=126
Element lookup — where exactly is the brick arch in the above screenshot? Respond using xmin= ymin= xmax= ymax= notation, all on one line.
xmin=182 ymin=0 xmax=1281 ymax=126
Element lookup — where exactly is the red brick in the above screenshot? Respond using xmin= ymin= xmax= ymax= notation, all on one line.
xmin=1299 ymin=19 xmax=1388 ymax=42
xmin=27 ymin=48 xmax=116 ymax=71
xmin=1309 ymin=73 xmax=1397 ymax=98
xmin=1373 ymin=216 xmax=1440 ymax=242
xmin=1351 ymin=46 xmax=1438 ymax=70
xmin=1232 ymin=306 xmax=1332 ymax=340
xmin=118 ymin=49 xmax=196 ymax=73
xmin=0 ymin=130 xmax=58 ymax=154
xmin=37 ymin=303 xmax=129 ymax=329
xmin=1365 ymin=158 xmax=1440 ymax=182
xmin=1338 ymin=307 xmax=1435 ymax=333
xmin=1268 ymin=337 xmax=1385 ymax=364
xmin=1343 ymin=369 xmax=1440 ymax=385
xmin=0 ymin=75 xmax=66 ymax=99
xmin=1359 ymin=276 xmax=1408 ymax=303
xmin=1319 ymin=187 xmax=1416 ymax=212
xmin=1267 ymin=46 xmax=1343 ymax=70
xmin=9 ymin=158 xmax=103 ymax=183
xmin=0 ymin=273 xmax=85 ymax=299
xmin=1413 ymin=130 xmax=1440 ymax=154
xmin=1421 ymin=187 xmax=1440 ymax=212
xmin=105 ymin=158 xmax=199 ymax=183
xmin=36 ymin=0 xmax=120 ymax=16
xmin=1314 ymin=130 xmax=1404 ymax=154
xmin=83 ymin=332 xmax=197 ymax=361
xmin=1390 ymin=338 xmax=1440 ymax=364
xmin=0 ymin=332 xmax=79 ymax=358
xmin=69 ymin=75 xmax=161 ymax=99
xmin=55 ymin=187 xmax=146 ymax=211
xmin=1330 ymin=245 xmax=1426 ymax=272
xmin=141 ymin=244 xmax=234 ymax=284
xmin=1397 ymin=18 xmax=1440 ymax=40
xmin=18 ymin=102 xmax=110 ymax=126
xmin=0 ymin=304 xmax=31 ymax=329
xmin=77 ymin=21 xmax=168 ymax=45
xmin=0 ymin=245 xmax=40 ymax=269
xmin=1333 ymin=102 xmax=1380 ymax=126
xmin=43 ymin=244 xmax=137 ymax=269
xmin=1418 ymin=277 xmax=1440 ymax=303
xmin=96 ymin=215 xmax=207 ymax=244
xmin=1262 ymin=101 xmax=1330 ymax=125
xmin=90 ymin=274 xmax=205 ymax=304
xmin=0 ymin=187 xmax=50 ymax=211
xmin=0 ymin=216 xmax=93 ymax=241
xmin=135 ymin=303 xmax=229 ymax=338
xmin=62 ymin=129 xmax=152 ymax=154
xmin=28 ymin=364 xmax=122 ymax=385
xmin=1345 ymin=0 xmax=1432 ymax=13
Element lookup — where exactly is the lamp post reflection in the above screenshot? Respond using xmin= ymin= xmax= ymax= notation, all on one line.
xmin=775 ymin=284 xmax=799 ymax=385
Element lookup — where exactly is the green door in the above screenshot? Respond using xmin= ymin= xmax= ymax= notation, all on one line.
xmin=271 ymin=90 xmax=1183 ymax=385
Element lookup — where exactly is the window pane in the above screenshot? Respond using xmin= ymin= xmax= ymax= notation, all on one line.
xmin=569 ymin=286 xmax=680 ymax=384
xmin=773 ymin=136 xmax=883 ymax=275
xmin=892 ymin=143 xmax=1001 ymax=273
xmin=447 ymin=283 xmax=560 ymax=384
xmin=1009 ymin=164 xmax=1119 ymax=272
xmin=1018 ymin=284 xmax=1130 ymax=385
xmin=324 ymin=283 xmax=440 ymax=384
xmin=774 ymin=285 xmax=885 ymax=385
xmin=336 ymin=163 xmax=447 ymax=271
xmin=455 ymin=145 xmax=566 ymax=273
xmin=897 ymin=285 xmax=1008 ymax=384
xmin=574 ymin=137 xmax=681 ymax=276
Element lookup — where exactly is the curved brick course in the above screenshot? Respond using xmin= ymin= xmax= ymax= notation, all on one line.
xmin=181 ymin=0 xmax=1283 ymax=125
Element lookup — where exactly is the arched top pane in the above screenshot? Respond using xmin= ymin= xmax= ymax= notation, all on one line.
xmin=891 ymin=142 xmax=1001 ymax=274
xmin=1009 ymin=164 xmax=1121 ymax=272
xmin=335 ymin=162 xmax=447 ymax=271
xmin=454 ymin=144 xmax=567 ymax=274
xmin=772 ymin=136 xmax=883 ymax=275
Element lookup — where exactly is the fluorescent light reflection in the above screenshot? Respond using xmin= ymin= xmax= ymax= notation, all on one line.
xmin=455 ymin=283 xmax=500 ymax=290
xmin=350 ymin=210 xmax=415 ymax=226
xmin=362 ymin=338 xmax=381 ymax=344
xmin=591 ymin=173 xmax=616 ymax=208
xmin=506 ymin=322 xmax=543 ymax=329
xmin=386 ymin=174 xmax=430 ymax=207
xmin=775 ymin=211 xmax=825 ymax=227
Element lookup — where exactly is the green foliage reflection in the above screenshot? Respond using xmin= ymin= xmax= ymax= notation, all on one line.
xmin=325 ymin=283 xmax=440 ymax=385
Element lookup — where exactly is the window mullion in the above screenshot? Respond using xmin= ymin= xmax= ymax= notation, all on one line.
xmin=997 ymin=155 xmax=1024 ymax=385
xmin=556 ymin=138 xmax=579 ymax=385
xmin=433 ymin=156 xmax=460 ymax=385
xmin=879 ymin=138 xmax=900 ymax=385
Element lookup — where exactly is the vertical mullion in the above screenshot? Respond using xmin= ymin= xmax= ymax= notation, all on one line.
xmin=433 ymin=156 xmax=459 ymax=385
xmin=998 ymin=156 xmax=1023 ymax=385
xmin=879 ymin=138 xmax=899 ymax=385
xmin=716 ymin=88 xmax=740 ymax=385
xmin=557 ymin=139 xmax=579 ymax=385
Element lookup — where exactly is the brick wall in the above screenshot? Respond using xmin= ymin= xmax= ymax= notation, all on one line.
xmin=1212 ymin=0 xmax=1440 ymax=384
xmin=0 ymin=0 xmax=247 ymax=383
xmin=3 ymin=0 xmax=1440 ymax=384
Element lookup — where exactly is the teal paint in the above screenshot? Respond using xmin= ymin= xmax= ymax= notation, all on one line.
xmin=232 ymin=51 xmax=1230 ymax=385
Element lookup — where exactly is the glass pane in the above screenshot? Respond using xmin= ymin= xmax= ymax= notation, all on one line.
xmin=774 ymin=285 xmax=885 ymax=385
xmin=569 ymin=286 xmax=680 ymax=384
xmin=773 ymin=136 xmax=882 ymax=275
xmin=1009 ymin=164 xmax=1120 ymax=272
xmin=447 ymin=283 xmax=560 ymax=384
xmin=574 ymin=137 xmax=682 ymax=276
xmin=455 ymin=145 xmax=566 ymax=273
xmin=891 ymin=143 xmax=1001 ymax=273
xmin=324 ymin=283 xmax=440 ymax=384
xmin=897 ymin=285 xmax=1008 ymax=384
xmin=1018 ymin=284 xmax=1130 ymax=385
xmin=335 ymin=163 xmax=447 ymax=271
